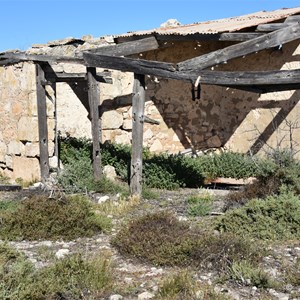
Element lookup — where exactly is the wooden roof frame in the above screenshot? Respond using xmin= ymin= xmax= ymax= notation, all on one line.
xmin=1 ymin=15 xmax=300 ymax=195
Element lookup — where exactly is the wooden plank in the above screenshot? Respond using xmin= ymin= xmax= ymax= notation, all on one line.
xmin=1 ymin=52 xmax=85 ymax=64
xmin=178 ymin=23 xmax=300 ymax=71
xmin=35 ymin=63 xmax=50 ymax=182
xmin=0 ymin=58 xmax=20 ymax=66
xmin=0 ymin=184 xmax=22 ymax=191
xmin=87 ymin=67 xmax=102 ymax=180
xmin=83 ymin=52 xmax=193 ymax=82
xmin=87 ymin=36 xmax=159 ymax=56
xmin=130 ymin=74 xmax=145 ymax=196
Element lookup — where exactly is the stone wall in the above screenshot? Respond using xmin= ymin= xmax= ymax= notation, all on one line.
xmin=0 ymin=62 xmax=55 ymax=181
xmin=1 ymin=36 xmax=300 ymax=181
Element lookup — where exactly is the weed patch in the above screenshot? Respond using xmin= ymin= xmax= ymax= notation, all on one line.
xmin=0 ymin=195 xmax=111 ymax=241
xmin=157 ymin=270 xmax=230 ymax=300
xmin=187 ymin=192 xmax=213 ymax=217
xmin=227 ymin=260 xmax=274 ymax=288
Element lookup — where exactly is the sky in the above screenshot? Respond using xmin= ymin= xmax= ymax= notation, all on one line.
xmin=1 ymin=0 xmax=300 ymax=52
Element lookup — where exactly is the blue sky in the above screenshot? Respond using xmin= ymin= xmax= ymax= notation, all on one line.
xmin=1 ymin=0 xmax=299 ymax=52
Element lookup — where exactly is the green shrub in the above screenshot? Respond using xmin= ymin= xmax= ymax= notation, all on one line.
xmin=112 ymin=212 xmax=261 ymax=270
xmin=101 ymin=142 xmax=131 ymax=180
xmin=0 ymin=244 xmax=36 ymax=300
xmin=93 ymin=176 xmax=130 ymax=196
xmin=143 ymin=161 xmax=181 ymax=190
xmin=58 ymin=153 xmax=95 ymax=192
xmin=59 ymin=137 xmax=266 ymax=191
xmin=144 ymin=154 xmax=205 ymax=189
xmin=0 ymin=200 xmax=20 ymax=213
xmin=187 ymin=193 xmax=213 ymax=216
xmin=217 ymin=190 xmax=300 ymax=240
xmin=0 ymin=243 xmax=114 ymax=300
xmin=34 ymin=254 xmax=113 ymax=299
xmin=198 ymin=151 xmax=261 ymax=180
xmin=0 ymin=195 xmax=111 ymax=241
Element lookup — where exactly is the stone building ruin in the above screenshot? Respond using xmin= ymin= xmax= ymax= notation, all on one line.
xmin=1 ymin=7 xmax=300 ymax=194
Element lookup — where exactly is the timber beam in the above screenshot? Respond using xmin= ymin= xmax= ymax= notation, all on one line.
xmin=220 ymin=83 xmax=300 ymax=94
xmin=0 ymin=52 xmax=85 ymax=65
xmin=178 ymin=23 xmax=300 ymax=71
xmin=256 ymin=15 xmax=300 ymax=32
xmin=82 ymin=52 xmax=194 ymax=82
xmin=86 ymin=36 xmax=159 ymax=56
xmin=45 ymin=71 xmax=112 ymax=84
xmin=82 ymin=52 xmax=300 ymax=87
xmin=115 ymin=32 xmax=264 ymax=43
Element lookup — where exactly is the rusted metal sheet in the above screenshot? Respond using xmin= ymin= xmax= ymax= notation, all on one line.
xmin=115 ymin=7 xmax=300 ymax=38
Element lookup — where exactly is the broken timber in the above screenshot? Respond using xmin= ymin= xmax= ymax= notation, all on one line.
xmin=178 ymin=23 xmax=300 ymax=71
xmin=130 ymin=74 xmax=145 ymax=196
xmin=35 ymin=63 xmax=50 ymax=182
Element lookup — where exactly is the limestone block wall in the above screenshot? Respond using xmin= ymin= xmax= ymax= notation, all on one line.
xmin=1 ymin=35 xmax=300 ymax=182
xmin=0 ymin=62 xmax=55 ymax=181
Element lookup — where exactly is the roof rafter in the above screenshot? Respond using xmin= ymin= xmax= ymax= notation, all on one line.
xmin=177 ymin=22 xmax=300 ymax=72
xmin=86 ymin=36 xmax=159 ymax=56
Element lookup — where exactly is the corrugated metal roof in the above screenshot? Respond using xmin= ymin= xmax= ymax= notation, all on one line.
xmin=115 ymin=7 xmax=300 ymax=38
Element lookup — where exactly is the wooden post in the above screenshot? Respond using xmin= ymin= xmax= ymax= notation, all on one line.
xmin=87 ymin=67 xmax=102 ymax=180
xmin=35 ymin=63 xmax=50 ymax=182
xmin=130 ymin=74 xmax=145 ymax=196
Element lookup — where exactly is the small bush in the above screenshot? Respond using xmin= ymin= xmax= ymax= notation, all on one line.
xmin=0 ymin=243 xmax=114 ymax=300
xmin=0 ymin=244 xmax=36 ymax=300
xmin=157 ymin=270 xmax=231 ymax=300
xmin=34 ymin=254 xmax=113 ymax=299
xmin=112 ymin=212 xmax=261 ymax=270
xmin=157 ymin=270 xmax=197 ymax=300
xmin=0 ymin=195 xmax=111 ymax=241
xmin=94 ymin=176 xmax=130 ymax=195
xmin=217 ymin=190 xmax=300 ymax=240
xmin=187 ymin=193 xmax=213 ymax=217
xmin=58 ymin=153 xmax=95 ymax=192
